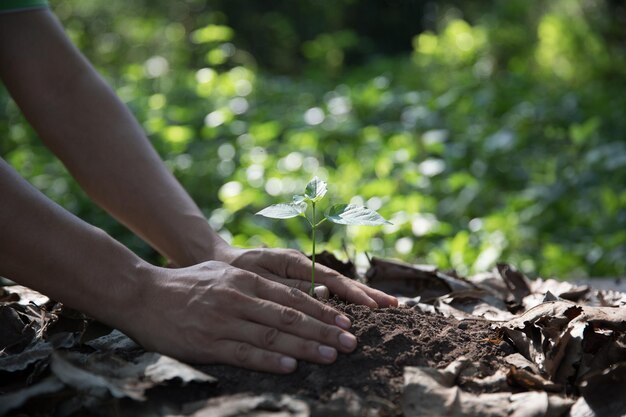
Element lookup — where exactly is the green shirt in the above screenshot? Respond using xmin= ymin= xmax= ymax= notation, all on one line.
xmin=0 ymin=0 xmax=48 ymax=13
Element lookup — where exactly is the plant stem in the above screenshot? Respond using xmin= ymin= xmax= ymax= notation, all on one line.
xmin=311 ymin=202 xmax=316 ymax=296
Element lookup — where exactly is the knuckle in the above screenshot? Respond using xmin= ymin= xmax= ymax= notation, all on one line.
xmin=322 ymin=305 xmax=340 ymax=321
xmin=285 ymin=248 xmax=303 ymax=257
xmin=300 ymin=340 xmax=318 ymax=356
xmin=261 ymin=327 xmax=279 ymax=348
xmin=234 ymin=342 xmax=252 ymax=364
xmin=261 ymin=350 xmax=279 ymax=366
xmin=288 ymin=285 xmax=304 ymax=299
xmin=318 ymin=324 xmax=334 ymax=341
xmin=245 ymin=271 xmax=260 ymax=286
xmin=280 ymin=307 xmax=302 ymax=326
xmin=220 ymin=287 xmax=246 ymax=303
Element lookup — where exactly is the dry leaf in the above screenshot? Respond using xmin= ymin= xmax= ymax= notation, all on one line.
xmin=0 ymin=376 xmax=65 ymax=416
xmin=570 ymin=362 xmax=626 ymax=417
xmin=85 ymin=329 xmax=141 ymax=352
xmin=0 ymin=340 xmax=52 ymax=373
xmin=0 ymin=285 xmax=50 ymax=306
xmin=403 ymin=362 xmax=573 ymax=417
xmin=173 ymin=393 xmax=310 ymax=417
xmin=496 ymin=263 xmax=532 ymax=307
xmin=367 ymin=258 xmax=475 ymax=300
xmin=51 ymin=351 xmax=216 ymax=401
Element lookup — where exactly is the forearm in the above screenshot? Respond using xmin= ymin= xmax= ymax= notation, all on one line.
xmin=0 ymin=158 xmax=147 ymax=329
xmin=0 ymin=9 xmax=226 ymax=266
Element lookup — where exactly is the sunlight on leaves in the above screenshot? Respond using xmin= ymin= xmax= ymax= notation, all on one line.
xmin=326 ymin=204 xmax=390 ymax=226
xmin=304 ymin=176 xmax=327 ymax=203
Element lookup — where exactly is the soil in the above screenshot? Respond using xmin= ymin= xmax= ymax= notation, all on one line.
xmin=9 ymin=258 xmax=620 ymax=416
xmin=197 ymin=298 xmax=515 ymax=416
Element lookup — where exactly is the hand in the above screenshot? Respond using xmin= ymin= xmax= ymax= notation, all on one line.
xmin=123 ymin=261 xmax=359 ymax=373
xmin=214 ymin=246 xmax=398 ymax=309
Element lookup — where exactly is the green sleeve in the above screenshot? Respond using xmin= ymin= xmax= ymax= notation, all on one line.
xmin=0 ymin=0 xmax=48 ymax=12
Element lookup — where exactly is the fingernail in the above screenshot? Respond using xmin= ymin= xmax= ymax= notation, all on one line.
xmin=339 ymin=332 xmax=357 ymax=350
xmin=280 ymin=356 xmax=297 ymax=372
xmin=318 ymin=345 xmax=337 ymax=361
xmin=335 ymin=315 xmax=351 ymax=330
xmin=314 ymin=286 xmax=330 ymax=299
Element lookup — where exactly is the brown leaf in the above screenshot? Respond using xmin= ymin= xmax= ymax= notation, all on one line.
xmin=0 ymin=340 xmax=52 ymax=373
xmin=309 ymin=251 xmax=357 ymax=279
xmin=403 ymin=362 xmax=574 ymax=417
xmin=175 ymin=393 xmax=310 ymax=417
xmin=505 ymin=353 xmax=541 ymax=374
xmin=50 ymin=351 xmax=216 ymax=401
xmin=507 ymin=366 xmax=563 ymax=392
xmin=0 ymin=285 xmax=49 ymax=306
xmin=500 ymin=300 xmax=626 ymax=390
xmin=571 ymin=362 xmax=626 ymax=417
xmin=0 ymin=305 xmax=35 ymax=353
xmin=85 ymin=329 xmax=140 ymax=352
xmin=496 ymin=263 xmax=532 ymax=307
xmin=0 ymin=376 xmax=65 ymax=416
xmin=367 ymin=258 xmax=475 ymax=300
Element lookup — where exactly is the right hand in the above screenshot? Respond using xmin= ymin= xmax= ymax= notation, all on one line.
xmin=121 ymin=261 xmax=358 ymax=374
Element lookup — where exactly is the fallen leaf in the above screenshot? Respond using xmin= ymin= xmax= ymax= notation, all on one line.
xmin=0 ymin=305 xmax=35 ymax=353
xmin=367 ymin=258 xmax=475 ymax=300
xmin=309 ymin=251 xmax=357 ymax=279
xmin=0 ymin=285 xmax=49 ymax=306
xmin=403 ymin=362 xmax=573 ymax=417
xmin=0 ymin=376 xmax=65 ymax=416
xmin=570 ymin=362 xmax=626 ymax=417
xmin=507 ymin=366 xmax=563 ymax=392
xmin=0 ymin=340 xmax=52 ymax=373
xmin=505 ymin=353 xmax=541 ymax=374
xmin=313 ymin=387 xmax=370 ymax=417
xmin=51 ymin=351 xmax=216 ymax=401
xmin=496 ymin=263 xmax=532 ymax=307
xmin=85 ymin=329 xmax=140 ymax=352
xmin=174 ymin=393 xmax=310 ymax=417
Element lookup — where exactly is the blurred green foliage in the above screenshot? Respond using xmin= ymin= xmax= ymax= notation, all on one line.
xmin=1 ymin=0 xmax=625 ymax=278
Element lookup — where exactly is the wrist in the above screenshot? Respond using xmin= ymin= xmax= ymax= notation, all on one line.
xmin=58 ymin=227 xmax=154 ymax=333
xmin=165 ymin=220 xmax=232 ymax=267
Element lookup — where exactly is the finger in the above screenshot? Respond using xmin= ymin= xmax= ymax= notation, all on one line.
xmin=348 ymin=279 xmax=399 ymax=308
xmin=226 ymin=320 xmax=338 ymax=365
xmin=239 ymin=271 xmax=352 ymax=328
xmin=235 ymin=285 xmax=357 ymax=353
xmin=313 ymin=269 xmax=379 ymax=308
xmin=262 ymin=274 xmax=330 ymax=300
xmin=210 ymin=340 xmax=298 ymax=374
xmin=245 ymin=298 xmax=358 ymax=353
xmin=230 ymin=269 xmax=352 ymax=331
xmin=272 ymin=250 xmax=380 ymax=309
xmin=309 ymin=262 xmax=398 ymax=308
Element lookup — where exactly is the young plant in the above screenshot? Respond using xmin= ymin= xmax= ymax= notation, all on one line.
xmin=256 ymin=176 xmax=390 ymax=296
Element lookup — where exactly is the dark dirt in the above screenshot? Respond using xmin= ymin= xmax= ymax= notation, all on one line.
xmin=198 ymin=298 xmax=515 ymax=416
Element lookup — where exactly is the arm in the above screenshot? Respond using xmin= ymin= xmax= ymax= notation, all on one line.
xmin=0 ymin=9 xmax=397 ymax=307
xmin=0 ymin=157 xmax=359 ymax=372
xmin=0 ymin=8 xmax=223 ymax=267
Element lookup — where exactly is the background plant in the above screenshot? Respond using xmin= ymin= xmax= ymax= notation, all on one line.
xmin=1 ymin=0 xmax=625 ymax=279
xmin=256 ymin=177 xmax=389 ymax=294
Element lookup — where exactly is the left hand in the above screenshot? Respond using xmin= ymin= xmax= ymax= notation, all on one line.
xmin=215 ymin=246 xmax=398 ymax=309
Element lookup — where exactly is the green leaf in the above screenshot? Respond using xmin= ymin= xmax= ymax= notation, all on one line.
xmin=304 ymin=177 xmax=327 ymax=203
xmin=256 ymin=202 xmax=306 ymax=219
xmin=326 ymin=204 xmax=391 ymax=226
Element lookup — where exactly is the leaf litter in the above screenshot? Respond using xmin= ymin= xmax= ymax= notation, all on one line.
xmin=1 ymin=259 xmax=625 ymax=416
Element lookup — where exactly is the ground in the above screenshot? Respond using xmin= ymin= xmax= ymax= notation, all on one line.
xmin=1 ymin=257 xmax=625 ymax=416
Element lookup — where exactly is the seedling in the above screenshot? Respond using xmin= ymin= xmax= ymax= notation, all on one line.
xmin=256 ymin=176 xmax=390 ymax=296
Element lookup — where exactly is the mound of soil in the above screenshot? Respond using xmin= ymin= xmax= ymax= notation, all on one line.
xmin=200 ymin=299 xmax=514 ymax=416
